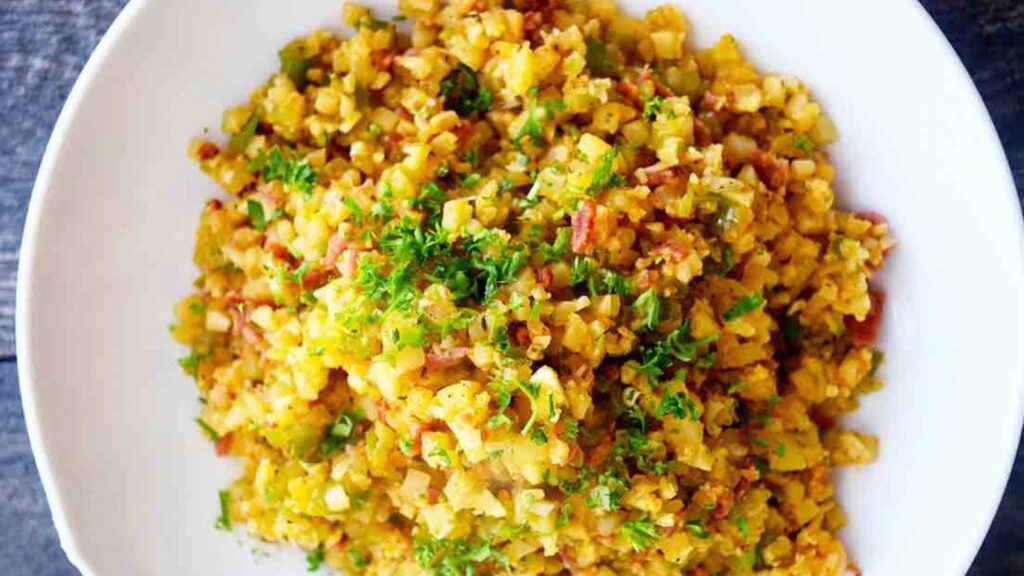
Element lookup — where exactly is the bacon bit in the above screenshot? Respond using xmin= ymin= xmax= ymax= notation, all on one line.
xmin=196 ymin=142 xmax=219 ymax=160
xmin=810 ymin=408 xmax=836 ymax=431
xmin=846 ymin=289 xmax=885 ymax=346
xmin=224 ymin=291 xmax=245 ymax=306
xmin=522 ymin=11 xmax=544 ymax=37
xmin=750 ymin=148 xmax=790 ymax=189
xmin=616 ymin=79 xmax=642 ymax=106
xmin=425 ymin=347 xmax=469 ymax=371
xmin=688 ymin=568 xmax=711 ymax=576
xmin=333 ymin=535 xmax=350 ymax=551
xmin=635 ymin=269 xmax=656 ymax=289
xmin=339 ymin=249 xmax=360 ymax=278
xmin=644 ymin=165 xmax=682 ymax=186
xmin=536 ymin=266 xmax=553 ymax=289
xmin=301 ymin=267 xmax=332 ymax=290
xmin=566 ymin=443 xmax=579 ymax=463
xmin=265 ymin=241 xmax=297 ymax=265
xmin=712 ymin=490 xmax=734 ymax=520
xmin=652 ymin=240 xmax=689 ymax=260
xmin=570 ymin=200 xmax=597 ymax=254
xmin=700 ymin=91 xmax=726 ymax=112
xmin=735 ymin=476 xmax=752 ymax=498
xmin=382 ymin=131 xmax=404 ymax=156
xmin=559 ymin=550 xmax=581 ymax=574
xmin=370 ymin=50 xmax=394 ymax=70
xmin=693 ymin=118 xmax=712 ymax=147
xmin=214 ymin=433 xmax=233 ymax=456
xmin=452 ymin=119 xmax=474 ymax=145
xmin=847 ymin=561 xmax=863 ymax=576
xmin=323 ymin=233 xmax=351 ymax=270
xmin=598 ymin=362 xmax=620 ymax=382
xmin=241 ymin=325 xmax=262 ymax=345
xmin=426 ymin=488 xmax=440 ymax=505
xmin=397 ymin=108 xmax=414 ymax=123
xmin=509 ymin=322 xmax=531 ymax=347
xmin=857 ymin=211 xmax=886 ymax=225
xmin=205 ymin=198 xmax=223 ymax=211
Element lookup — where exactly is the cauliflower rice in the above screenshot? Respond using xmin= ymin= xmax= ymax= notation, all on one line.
xmin=171 ymin=0 xmax=894 ymax=574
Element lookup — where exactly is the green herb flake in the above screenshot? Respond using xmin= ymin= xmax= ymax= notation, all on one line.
xmin=529 ymin=427 xmax=548 ymax=445
xmin=621 ymin=517 xmax=659 ymax=551
xmin=633 ymin=289 xmax=660 ymax=332
xmin=588 ymin=148 xmax=626 ymax=195
xmin=228 ymin=113 xmax=260 ymax=155
xmin=278 ymin=39 xmax=312 ymax=88
xmin=214 ymin=490 xmax=231 ymax=531
xmin=584 ymin=38 xmax=619 ymax=77
xmin=194 ymin=418 xmax=221 ymax=442
xmin=734 ymin=516 xmax=751 ymax=539
xmin=642 ymin=95 xmax=663 ymax=121
xmin=347 ymin=547 xmax=369 ymax=568
xmin=685 ymin=520 xmax=710 ymax=539
xmin=247 ymin=199 xmax=266 ymax=231
xmin=306 ymin=545 xmax=325 ymax=572
xmin=428 ymin=446 xmax=452 ymax=467
xmin=723 ymin=293 xmax=764 ymax=321
xmin=439 ymin=63 xmax=493 ymax=117
xmin=794 ymin=134 xmax=815 ymax=155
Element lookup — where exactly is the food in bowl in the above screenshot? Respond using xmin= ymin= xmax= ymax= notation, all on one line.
xmin=170 ymin=0 xmax=893 ymax=573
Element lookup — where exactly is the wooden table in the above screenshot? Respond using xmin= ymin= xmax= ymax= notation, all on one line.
xmin=0 ymin=1 xmax=1020 ymax=574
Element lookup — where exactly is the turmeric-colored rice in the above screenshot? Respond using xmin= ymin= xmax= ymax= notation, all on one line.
xmin=171 ymin=1 xmax=893 ymax=574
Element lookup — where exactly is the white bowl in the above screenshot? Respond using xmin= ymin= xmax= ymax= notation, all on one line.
xmin=17 ymin=0 xmax=1024 ymax=574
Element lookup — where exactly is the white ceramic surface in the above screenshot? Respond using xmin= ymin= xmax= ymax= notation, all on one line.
xmin=17 ymin=0 xmax=1024 ymax=574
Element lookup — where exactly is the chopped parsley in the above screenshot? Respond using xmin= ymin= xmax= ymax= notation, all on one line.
xmin=278 ymin=39 xmax=312 ymax=88
xmin=214 ymin=489 xmax=231 ymax=530
xmin=584 ymin=38 xmax=619 ymax=77
xmin=178 ymin=349 xmax=207 ymax=377
xmin=685 ymin=520 xmax=710 ymax=539
xmin=247 ymin=199 xmax=266 ymax=231
xmin=428 ymin=446 xmax=451 ymax=467
xmin=633 ymin=289 xmax=660 ymax=332
xmin=657 ymin=392 xmax=699 ymax=421
xmin=228 ymin=113 xmax=260 ymax=155
xmin=794 ymin=134 xmax=815 ymax=155
xmin=306 ymin=545 xmax=325 ymax=572
xmin=194 ymin=418 xmax=221 ymax=441
xmin=540 ymin=227 xmax=572 ymax=262
xmin=642 ymin=95 xmax=663 ymax=121
xmin=347 ymin=547 xmax=369 ymax=568
xmin=249 ymin=148 xmax=316 ymax=197
xmin=529 ymin=427 xmax=548 ymax=445
xmin=587 ymin=148 xmax=626 ymax=194
xmin=621 ymin=517 xmax=659 ymax=551
xmin=734 ymin=516 xmax=750 ymax=539
xmin=413 ymin=536 xmax=508 ymax=576
xmin=439 ymin=63 xmax=493 ymax=117
xmin=723 ymin=293 xmax=764 ymax=321
xmin=320 ymin=410 xmax=363 ymax=456
xmin=638 ymin=320 xmax=718 ymax=378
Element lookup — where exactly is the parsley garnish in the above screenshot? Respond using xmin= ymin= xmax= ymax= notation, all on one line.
xmin=439 ymin=63 xmax=493 ymax=117
xmin=587 ymin=149 xmax=625 ymax=195
xmin=723 ymin=293 xmax=764 ymax=321
xmin=214 ymin=490 xmax=231 ymax=530
xmin=633 ymin=289 xmax=660 ymax=332
xmin=638 ymin=320 xmax=718 ymax=378
xmin=642 ymin=95 xmax=663 ymax=121
xmin=584 ymin=38 xmax=619 ymax=77
xmin=306 ymin=545 xmax=325 ymax=572
xmin=247 ymin=199 xmax=266 ymax=231
xmin=621 ymin=517 xmax=658 ymax=550
xmin=194 ymin=418 xmax=221 ymax=441
xmin=320 ymin=409 xmax=363 ymax=456
xmin=347 ymin=547 xmax=369 ymax=568
xmin=657 ymin=392 xmax=699 ymax=421
xmin=794 ymin=134 xmax=815 ymax=155
xmin=278 ymin=39 xmax=312 ymax=88
xmin=228 ymin=113 xmax=260 ymax=155
xmin=428 ymin=446 xmax=451 ymax=467
xmin=685 ymin=520 xmax=710 ymax=539
xmin=249 ymin=148 xmax=316 ymax=197
xmin=413 ymin=536 xmax=508 ymax=576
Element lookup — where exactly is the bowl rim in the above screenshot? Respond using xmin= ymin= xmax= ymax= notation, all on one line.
xmin=15 ymin=0 xmax=1024 ymax=574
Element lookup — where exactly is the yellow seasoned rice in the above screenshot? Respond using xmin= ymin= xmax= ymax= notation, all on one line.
xmin=171 ymin=1 xmax=894 ymax=574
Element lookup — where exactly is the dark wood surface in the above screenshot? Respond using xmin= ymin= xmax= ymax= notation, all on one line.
xmin=0 ymin=1 xmax=1021 ymax=574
